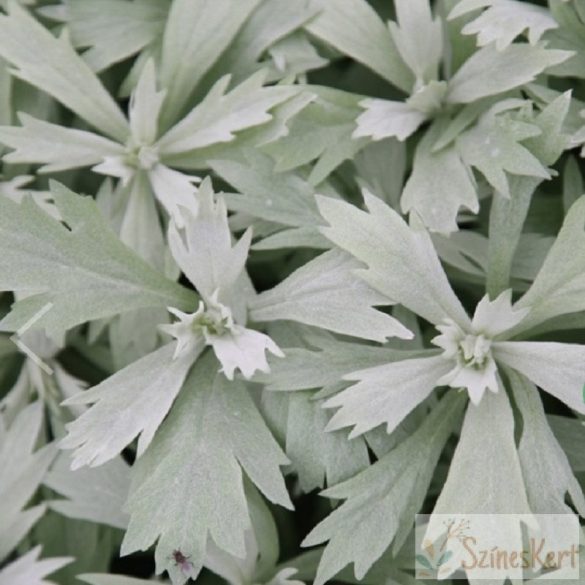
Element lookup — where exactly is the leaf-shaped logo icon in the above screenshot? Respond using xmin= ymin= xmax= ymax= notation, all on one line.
xmin=416 ymin=554 xmax=435 ymax=571
xmin=438 ymin=550 xmax=453 ymax=566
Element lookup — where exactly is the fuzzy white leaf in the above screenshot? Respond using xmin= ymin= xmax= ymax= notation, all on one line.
xmin=305 ymin=0 xmax=413 ymax=92
xmin=67 ymin=0 xmax=169 ymax=72
xmin=265 ymin=87 xmax=368 ymax=185
xmin=147 ymin=164 xmax=200 ymax=230
xmin=456 ymin=107 xmax=550 ymax=197
xmin=548 ymin=415 xmax=585 ymax=473
xmin=316 ymin=192 xmax=471 ymax=327
xmin=402 ymin=124 xmax=479 ymax=233
xmin=158 ymin=0 xmax=261 ymax=127
xmin=44 ymin=452 xmax=131 ymax=529
xmin=446 ymin=44 xmax=572 ymax=104
xmin=256 ymin=334 xmax=403 ymax=392
xmin=285 ymin=391 xmax=369 ymax=492
xmin=210 ymin=151 xmax=322 ymax=228
xmin=252 ymin=226 xmax=330 ymax=251
xmin=354 ymin=138 xmax=407 ymax=210
xmin=129 ymin=59 xmax=166 ymax=146
xmin=0 ymin=547 xmax=71 ymax=585
xmin=0 ymin=113 xmax=124 ymax=173
xmin=61 ymin=343 xmax=197 ymax=469
xmin=0 ymin=183 xmax=196 ymax=336
xmin=158 ymin=72 xmax=298 ymax=156
xmin=118 ymin=172 xmax=167 ymax=270
xmin=251 ymin=249 xmax=414 ymax=342
xmin=208 ymin=325 xmax=284 ymax=381
xmin=512 ymin=196 xmax=585 ymax=331
xmin=0 ymin=402 xmax=57 ymax=561
xmin=389 ymin=0 xmax=443 ymax=84
xmin=450 ymin=0 xmax=557 ymax=50
xmin=509 ymin=369 xmax=585 ymax=517
xmin=304 ymin=393 xmax=465 ymax=585
xmin=168 ymin=178 xmax=251 ymax=301
xmin=203 ymin=485 xmax=281 ymax=584
xmin=0 ymin=1 xmax=129 ymax=140
xmin=266 ymin=30 xmax=327 ymax=80
xmin=471 ymin=290 xmax=529 ymax=337
xmin=166 ymin=90 xmax=315 ymax=171
xmin=494 ymin=341 xmax=585 ymax=414
xmin=523 ymin=91 xmax=572 ymax=167
xmin=122 ymin=352 xmax=291 ymax=584
xmin=431 ymin=388 xmax=531 ymax=514
xmin=427 ymin=389 xmax=532 ymax=585
xmin=214 ymin=0 xmax=321 ymax=84
xmin=324 ymin=353 xmax=451 ymax=438
xmin=353 ymin=99 xmax=427 ymax=142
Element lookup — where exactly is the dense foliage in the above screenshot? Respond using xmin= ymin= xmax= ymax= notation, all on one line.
xmin=0 ymin=1 xmax=584 ymax=584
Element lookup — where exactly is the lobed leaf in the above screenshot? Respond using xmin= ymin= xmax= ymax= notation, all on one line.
xmin=305 ymin=0 xmax=413 ymax=92
xmin=446 ymin=44 xmax=572 ymax=104
xmin=450 ymin=0 xmax=557 ymax=50
xmin=0 ymin=547 xmax=71 ymax=585
xmin=0 ymin=1 xmax=129 ymax=140
xmin=316 ymin=191 xmax=471 ymax=327
xmin=44 ymin=453 xmax=131 ymax=529
xmin=0 ymin=182 xmax=196 ymax=336
xmin=66 ymin=0 xmax=170 ymax=72
xmin=122 ymin=352 xmax=291 ymax=583
xmin=402 ymin=123 xmax=479 ymax=233
xmin=494 ymin=341 xmax=585 ymax=414
xmin=509 ymin=369 xmax=585 ymax=517
xmin=323 ymin=353 xmax=451 ymax=438
xmin=0 ymin=113 xmax=124 ymax=173
xmin=512 ymin=196 xmax=585 ymax=331
xmin=158 ymin=0 xmax=261 ymax=128
xmin=61 ymin=342 xmax=197 ymax=469
xmin=250 ymin=249 xmax=414 ymax=342
xmin=158 ymin=72 xmax=298 ymax=156
xmin=304 ymin=392 xmax=465 ymax=585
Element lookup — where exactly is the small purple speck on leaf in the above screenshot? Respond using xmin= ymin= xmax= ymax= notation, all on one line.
xmin=171 ymin=549 xmax=194 ymax=576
